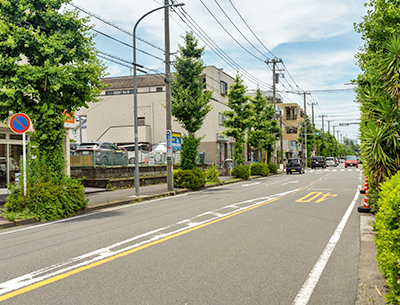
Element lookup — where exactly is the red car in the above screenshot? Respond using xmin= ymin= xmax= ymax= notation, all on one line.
xmin=345 ymin=155 xmax=358 ymax=168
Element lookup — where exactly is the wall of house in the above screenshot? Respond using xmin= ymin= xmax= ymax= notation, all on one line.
xmin=75 ymin=66 xmax=235 ymax=165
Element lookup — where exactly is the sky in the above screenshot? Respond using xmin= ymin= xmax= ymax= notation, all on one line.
xmin=65 ymin=0 xmax=369 ymax=143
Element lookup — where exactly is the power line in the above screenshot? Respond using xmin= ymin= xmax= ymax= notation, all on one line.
xmin=68 ymin=2 xmax=165 ymax=52
xmin=92 ymin=29 xmax=165 ymax=62
xmin=212 ymin=0 xmax=270 ymax=61
xmin=199 ymin=0 xmax=265 ymax=63
xmin=227 ymin=0 xmax=276 ymax=59
xmin=172 ymin=2 xmax=273 ymax=90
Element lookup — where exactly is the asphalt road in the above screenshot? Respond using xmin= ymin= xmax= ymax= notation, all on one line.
xmin=0 ymin=165 xmax=362 ymax=304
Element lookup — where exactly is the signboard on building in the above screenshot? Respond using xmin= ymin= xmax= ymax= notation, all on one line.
xmin=63 ymin=111 xmax=75 ymax=129
xmin=217 ymin=133 xmax=235 ymax=143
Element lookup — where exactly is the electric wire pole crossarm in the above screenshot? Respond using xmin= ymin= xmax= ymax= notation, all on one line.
xmin=132 ymin=2 xmax=185 ymax=196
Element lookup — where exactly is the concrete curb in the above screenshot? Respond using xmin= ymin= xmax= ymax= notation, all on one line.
xmin=0 ymin=175 xmax=252 ymax=229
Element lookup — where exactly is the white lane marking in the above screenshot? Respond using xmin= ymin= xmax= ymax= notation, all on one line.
xmin=0 ymin=193 xmax=189 ymax=237
xmin=282 ymin=181 xmax=298 ymax=186
xmin=241 ymin=182 xmax=260 ymax=187
xmin=0 ymin=189 xmax=298 ymax=296
xmin=292 ymin=186 xmax=361 ymax=305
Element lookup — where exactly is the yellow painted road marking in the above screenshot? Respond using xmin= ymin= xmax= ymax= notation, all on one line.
xmin=0 ymin=176 xmax=327 ymax=302
xmin=296 ymin=192 xmax=323 ymax=203
xmin=296 ymin=191 xmax=338 ymax=203
xmin=315 ymin=192 xmax=338 ymax=203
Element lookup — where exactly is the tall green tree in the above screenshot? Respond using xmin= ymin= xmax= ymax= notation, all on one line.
xmin=0 ymin=0 xmax=106 ymax=220
xmin=0 ymin=0 xmax=106 ymax=175
xmin=223 ymin=73 xmax=253 ymax=165
xmin=355 ymin=0 xmax=400 ymax=186
xmin=171 ymin=32 xmax=212 ymax=170
xmin=248 ymin=88 xmax=281 ymax=163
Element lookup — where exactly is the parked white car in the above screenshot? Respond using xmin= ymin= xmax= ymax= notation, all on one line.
xmin=326 ymin=157 xmax=336 ymax=167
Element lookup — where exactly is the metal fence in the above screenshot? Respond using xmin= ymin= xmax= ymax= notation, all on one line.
xmin=70 ymin=151 xmax=181 ymax=167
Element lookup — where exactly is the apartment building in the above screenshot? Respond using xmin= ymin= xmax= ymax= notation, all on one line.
xmin=275 ymin=102 xmax=303 ymax=160
xmin=75 ymin=66 xmax=236 ymax=167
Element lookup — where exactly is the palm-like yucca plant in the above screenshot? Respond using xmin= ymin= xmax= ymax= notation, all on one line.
xmin=357 ymin=35 xmax=400 ymax=187
xmin=359 ymin=84 xmax=400 ymax=185
xmin=377 ymin=35 xmax=400 ymax=106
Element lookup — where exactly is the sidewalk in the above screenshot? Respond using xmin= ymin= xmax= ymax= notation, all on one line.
xmin=0 ymin=175 xmax=387 ymax=303
xmin=0 ymin=175 xmax=237 ymax=229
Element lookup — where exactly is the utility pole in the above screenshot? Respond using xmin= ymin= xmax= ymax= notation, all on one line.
xmin=310 ymin=102 xmax=317 ymax=129
xmin=327 ymin=120 xmax=333 ymax=134
xmin=164 ymin=1 xmax=173 ymax=191
xmin=265 ymin=58 xmax=283 ymax=104
xmin=320 ymin=115 xmax=327 ymax=132
xmin=265 ymin=58 xmax=283 ymax=164
xmin=303 ymin=92 xmax=310 ymax=168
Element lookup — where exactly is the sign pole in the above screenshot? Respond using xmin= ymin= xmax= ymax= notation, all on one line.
xmin=9 ymin=113 xmax=31 ymax=196
xmin=23 ymin=132 xmax=26 ymax=196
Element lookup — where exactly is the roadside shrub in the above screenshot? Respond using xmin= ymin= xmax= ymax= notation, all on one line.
xmin=3 ymin=154 xmax=87 ymax=221
xmin=180 ymin=134 xmax=201 ymax=170
xmin=173 ymin=167 xmax=206 ymax=189
xmin=250 ymin=163 xmax=269 ymax=176
xmin=268 ymin=163 xmax=278 ymax=174
xmin=206 ymin=164 xmax=220 ymax=183
xmin=374 ymin=171 xmax=400 ymax=303
xmin=231 ymin=165 xmax=250 ymax=180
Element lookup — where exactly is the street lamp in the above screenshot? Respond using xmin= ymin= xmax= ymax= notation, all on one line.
xmin=133 ymin=3 xmax=184 ymax=196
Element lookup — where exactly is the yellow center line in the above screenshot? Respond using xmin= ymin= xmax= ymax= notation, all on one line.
xmin=0 ymin=176 xmax=326 ymax=302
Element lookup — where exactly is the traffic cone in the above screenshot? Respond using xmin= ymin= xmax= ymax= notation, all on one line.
xmin=358 ymin=177 xmax=371 ymax=213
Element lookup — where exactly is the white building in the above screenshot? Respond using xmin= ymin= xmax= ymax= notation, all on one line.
xmin=75 ymin=66 xmax=236 ymax=166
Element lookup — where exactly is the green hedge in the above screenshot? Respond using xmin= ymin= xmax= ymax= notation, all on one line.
xmin=374 ymin=171 xmax=400 ymax=303
xmin=268 ymin=163 xmax=278 ymax=174
xmin=173 ymin=167 xmax=206 ymax=189
xmin=3 ymin=154 xmax=87 ymax=221
xmin=205 ymin=164 xmax=220 ymax=183
xmin=250 ymin=163 xmax=270 ymax=176
xmin=231 ymin=165 xmax=250 ymax=180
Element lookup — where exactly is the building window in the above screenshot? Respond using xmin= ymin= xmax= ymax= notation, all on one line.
xmin=285 ymin=107 xmax=298 ymax=120
xmin=138 ymin=117 xmax=145 ymax=126
xmin=218 ymin=112 xmax=224 ymax=126
xmin=9 ymin=134 xmax=23 ymax=140
xmin=220 ymin=81 xmax=228 ymax=96
xmin=106 ymin=90 xmax=135 ymax=95
xmin=286 ymin=127 xmax=298 ymax=134
xmin=200 ymin=76 xmax=207 ymax=89
xmin=156 ymin=87 xmax=163 ymax=92
xmin=0 ymin=134 xmax=5 ymax=140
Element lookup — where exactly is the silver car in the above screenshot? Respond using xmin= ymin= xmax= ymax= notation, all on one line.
xmin=326 ymin=157 xmax=336 ymax=167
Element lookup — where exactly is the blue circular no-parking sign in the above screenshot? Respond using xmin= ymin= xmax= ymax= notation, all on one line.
xmin=9 ymin=113 xmax=31 ymax=134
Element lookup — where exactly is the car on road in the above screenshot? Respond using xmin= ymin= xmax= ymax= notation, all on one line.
xmin=311 ymin=156 xmax=326 ymax=169
xmin=74 ymin=142 xmax=128 ymax=166
xmin=345 ymin=155 xmax=359 ymax=168
xmin=286 ymin=158 xmax=305 ymax=174
xmin=326 ymin=157 xmax=336 ymax=167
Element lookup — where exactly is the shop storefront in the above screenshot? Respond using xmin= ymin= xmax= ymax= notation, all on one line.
xmin=0 ymin=130 xmax=28 ymax=194
xmin=216 ymin=133 xmax=235 ymax=169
